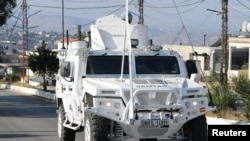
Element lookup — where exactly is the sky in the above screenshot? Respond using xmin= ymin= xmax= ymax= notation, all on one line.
xmin=8 ymin=0 xmax=250 ymax=45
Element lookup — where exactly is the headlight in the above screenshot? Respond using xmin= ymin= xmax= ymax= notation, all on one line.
xmin=184 ymin=99 xmax=207 ymax=108
xmin=185 ymin=100 xmax=199 ymax=108
xmin=94 ymin=98 xmax=124 ymax=111
xmin=192 ymin=101 xmax=198 ymax=106
xmin=106 ymin=102 xmax=112 ymax=107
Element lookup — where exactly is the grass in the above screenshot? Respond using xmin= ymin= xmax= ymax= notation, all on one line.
xmin=206 ymin=110 xmax=249 ymax=122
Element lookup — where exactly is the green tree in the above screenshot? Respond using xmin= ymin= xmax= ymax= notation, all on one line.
xmin=0 ymin=0 xmax=17 ymax=26
xmin=28 ymin=41 xmax=59 ymax=91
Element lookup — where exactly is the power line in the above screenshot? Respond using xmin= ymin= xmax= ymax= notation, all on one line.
xmin=144 ymin=0 xmax=204 ymax=9
xmin=29 ymin=4 xmax=124 ymax=10
xmin=237 ymin=0 xmax=250 ymax=10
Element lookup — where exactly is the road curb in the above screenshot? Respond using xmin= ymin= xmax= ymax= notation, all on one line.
xmin=0 ymin=84 xmax=56 ymax=100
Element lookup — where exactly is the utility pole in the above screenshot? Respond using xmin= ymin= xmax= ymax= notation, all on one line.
xmin=21 ymin=0 xmax=40 ymax=84
xmin=22 ymin=0 xmax=28 ymax=84
xmin=207 ymin=0 xmax=228 ymax=84
xmin=138 ymin=0 xmax=144 ymax=24
xmin=22 ymin=0 xmax=28 ymax=51
xmin=221 ymin=0 xmax=228 ymax=84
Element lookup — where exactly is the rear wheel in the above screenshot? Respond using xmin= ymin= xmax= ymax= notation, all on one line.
xmin=84 ymin=112 xmax=110 ymax=141
xmin=58 ymin=105 xmax=76 ymax=141
xmin=182 ymin=115 xmax=207 ymax=141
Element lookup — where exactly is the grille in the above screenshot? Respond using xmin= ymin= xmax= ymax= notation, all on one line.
xmin=135 ymin=91 xmax=178 ymax=106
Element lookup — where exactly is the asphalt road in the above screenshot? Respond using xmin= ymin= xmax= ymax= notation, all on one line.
xmin=0 ymin=89 xmax=59 ymax=141
xmin=0 ymin=89 xmax=176 ymax=141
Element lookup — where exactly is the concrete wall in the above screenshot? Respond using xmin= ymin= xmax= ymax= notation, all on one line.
xmin=0 ymin=84 xmax=55 ymax=100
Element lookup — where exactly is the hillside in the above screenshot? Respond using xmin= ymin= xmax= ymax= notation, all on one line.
xmin=7 ymin=14 xmax=219 ymax=46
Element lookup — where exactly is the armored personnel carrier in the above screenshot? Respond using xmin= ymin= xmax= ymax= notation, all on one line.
xmin=55 ymin=6 xmax=215 ymax=141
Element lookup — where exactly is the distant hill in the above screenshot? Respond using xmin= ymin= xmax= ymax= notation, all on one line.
xmin=148 ymin=27 xmax=219 ymax=46
xmin=27 ymin=14 xmax=92 ymax=33
xmin=7 ymin=14 xmax=219 ymax=46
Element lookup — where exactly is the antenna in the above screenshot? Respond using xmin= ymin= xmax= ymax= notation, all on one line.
xmin=125 ymin=0 xmax=134 ymax=121
xmin=138 ymin=0 xmax=144 ymax=24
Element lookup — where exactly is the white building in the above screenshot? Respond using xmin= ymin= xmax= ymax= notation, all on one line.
xmin=163 ymin=24 xmax=250 ymax=82
xmin=162 ymin=44 xmax=222 ymax=78
xmin=55 ymin=20 xmax=250 ymax=83
xmin=228 ymin=37 xmax=250 ymax=80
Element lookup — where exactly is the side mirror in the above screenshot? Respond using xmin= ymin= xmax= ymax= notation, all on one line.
xmin=185 ymin=60 xmax=198 ymax=78
xmin=190 ymin=73 xmax=201 ymax=82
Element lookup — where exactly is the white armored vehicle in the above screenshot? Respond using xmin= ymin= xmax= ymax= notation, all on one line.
xmin=55 ymin=6 xmax=215 ymax=141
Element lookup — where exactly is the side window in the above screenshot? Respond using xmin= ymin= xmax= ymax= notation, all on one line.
xmin=60 ymin=61 xmax=71 ymax=77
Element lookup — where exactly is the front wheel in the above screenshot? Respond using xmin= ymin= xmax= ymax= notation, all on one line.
xmin=57 ymin=105 xmax=76 ymax=141
xmin=84 ymin=112 xmax=110 ymax=141
xmin=182 ymin=115 xmax=208 ymax=141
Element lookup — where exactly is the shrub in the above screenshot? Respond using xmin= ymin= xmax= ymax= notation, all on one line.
xmin=208 ymin=72 xmax=237 ymax=117
xmin=232 ymin=74 xmax=250 ymax=120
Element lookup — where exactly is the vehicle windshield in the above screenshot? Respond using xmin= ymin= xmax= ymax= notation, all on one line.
xmin=86 ymin=56 xmax=129 ymax=74
xmin=86 ymin=56 xmax=180 ymax=75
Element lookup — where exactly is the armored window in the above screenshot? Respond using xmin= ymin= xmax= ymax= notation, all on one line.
xmin=135 ymin=56 xmax=180 ymax=74
xmin=86 ymin=56 xmax=129 ymax=74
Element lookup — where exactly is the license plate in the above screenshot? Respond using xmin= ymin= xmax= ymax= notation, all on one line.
xmin=141 ymin=119 xmax=169 ymax=127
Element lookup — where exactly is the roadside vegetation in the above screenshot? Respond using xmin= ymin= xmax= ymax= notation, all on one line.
xmin=28 ymin=41 xmax=59 ymax=91
xmin=232 ymin=74 xmax=250 ymax=120
xmin=206 ymin=72 xmax=250 ymax=121
xmin=0 ymin=41 xmax=58 ymax=92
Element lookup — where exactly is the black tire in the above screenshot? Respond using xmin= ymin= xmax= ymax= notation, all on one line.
xmin=58 ymin=105 xmax=76 ymax=141
xmin=84 ymin=112 xmax=110 ymax=141
xmin=182 ymin=115 xmax=208 ymax=141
